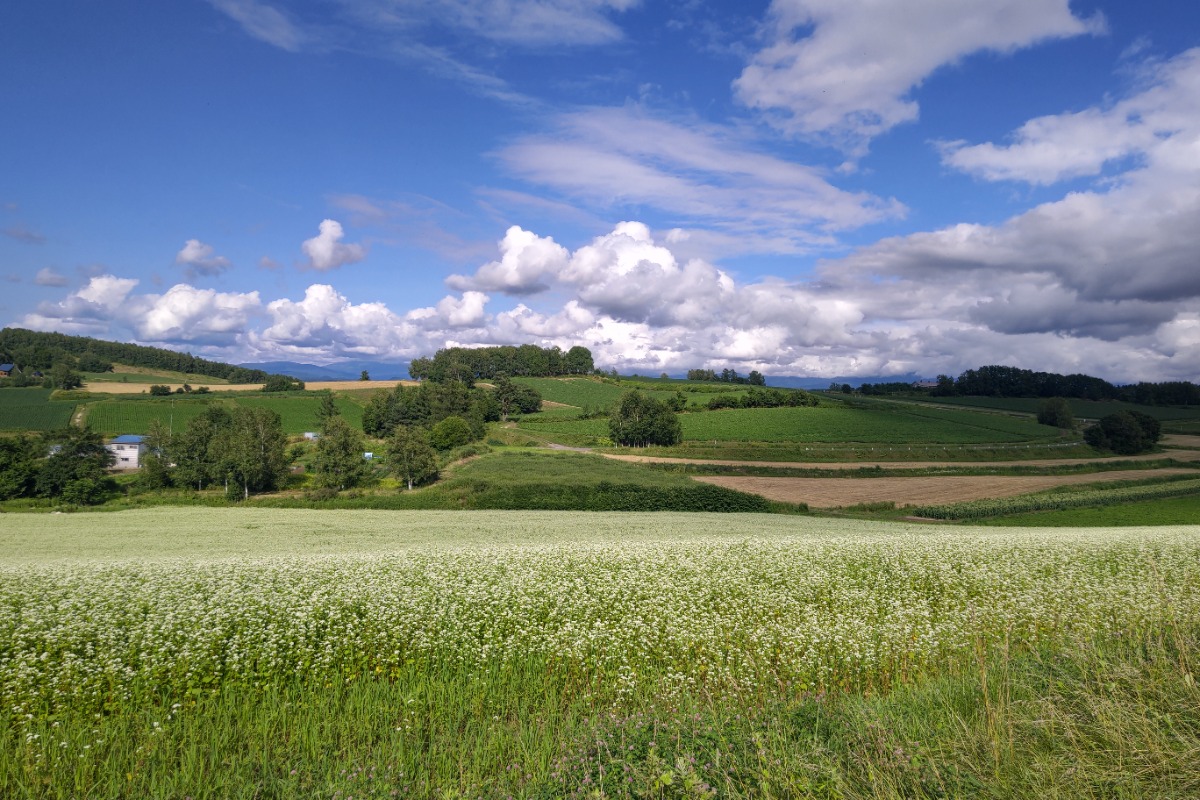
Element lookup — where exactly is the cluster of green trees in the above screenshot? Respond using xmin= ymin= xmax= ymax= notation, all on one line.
xmin=608 ymin=391 xmax=682 ymax=447
xmin=705 ymin=387 xmax=818 ymax=410
xmin=1084 ymin=411 xmax=1162 ymax=455
xmin=408 ymin=344 xmax=593 ymax=382
xmin=362 ymin=381 xmax=499 ymax=438
xmin=1036 ymin=397 xmax=1076 ymax=429
xmin=0 ymin=428 xmax=116 ymax=505
xmin=0 ymin=328 xmax=289 ymax=385
xmin=856 ymin=381 xmax=927 ymax=396
xmin=934 ymin=365 xmax=1200 ymax=406
xmin=686 ymin=368 xmax=766 ymax=385
xmin=144 ymin=406 xmax=290 ymax=499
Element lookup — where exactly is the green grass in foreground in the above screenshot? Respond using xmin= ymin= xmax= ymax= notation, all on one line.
xmin=1 ymin=512 xmax=1198 ymax=798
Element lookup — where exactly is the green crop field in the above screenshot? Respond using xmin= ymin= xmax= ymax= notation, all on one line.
xmin=83 ymin=394 xmax=365 ymax=435
xmin=515 ymin=376 xmax=732 ymax=410
xmin=520 ymin=403 xmax=1060 ymax=445
xmin=233 ymin=394 xmax=364 ymax=433
xmin=980 ymin=492 xmax=1200 ymax=527
xmin=2 ymin=510 xmax=1199 ymax=798
xmin=0 ymin=388 xmax=76 ymax=431
xmin=85 ymin=397 xmax=215 ymax=435
xmin=902 ymin=394 xmax=1200 ymax=422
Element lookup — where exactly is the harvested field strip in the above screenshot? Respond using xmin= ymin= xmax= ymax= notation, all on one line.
xmin=695 ymin=468 xmax=1200 ymax=508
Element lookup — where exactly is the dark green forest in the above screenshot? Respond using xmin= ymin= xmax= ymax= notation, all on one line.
xmin=0 ymin=328 xmax=283 ymax=384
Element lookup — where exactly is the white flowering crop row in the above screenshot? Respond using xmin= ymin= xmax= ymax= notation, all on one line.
xmin=2 ymin=509 xmax=1199 ymax=719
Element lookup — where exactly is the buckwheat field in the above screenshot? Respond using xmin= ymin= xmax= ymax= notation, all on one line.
xmin=3 ymin=508 xmax=1199 ymax=798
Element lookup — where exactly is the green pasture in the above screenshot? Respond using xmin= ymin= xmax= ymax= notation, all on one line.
xmin=80 ymin=369 xmax=230 ymax=385
xmin=520 ymin=403 xmax=1061 ymax=445
xmin=234 ymin=394 xmax=364 ymax=433
xmin=515 ymin=376 xmax=732 ymax=410
xmin=902 ymin=394 xmax=1200 ymax=422
xmin=0 ymin=387 xmax=76 ymax=431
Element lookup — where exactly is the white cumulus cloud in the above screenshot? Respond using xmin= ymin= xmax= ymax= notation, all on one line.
xmin=133 ymin=285 xmax=262 ymax=344
xmin=175 ymin=239 xmax=232 ymax=277
xmin=446 ymin=226 xmax=569 ymax=294
xmin=301 ymin=219 xmax=367 ymax=272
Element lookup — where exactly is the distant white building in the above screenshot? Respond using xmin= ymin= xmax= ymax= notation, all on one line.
xmin=106 ymin=435 xmax=147 ymax=469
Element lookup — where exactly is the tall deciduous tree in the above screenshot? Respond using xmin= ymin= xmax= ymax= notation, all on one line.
xmin=221 ymin=406 xmax=289 ymax=500
xmin=35 ymin=427 xmax=114 ymax=501
xmin=172 ymin=405 xmax=232 ymax=491
xmin=137 ymin=418 xmax=174 ymax=490
xmin=312 ymin=416 xmax=368 ymax=490
xmin=316 ymin=392 xmax=339 ymax=428
xmin=608 ymin=391 xmax=682 ymax=447
xmin=385 ymin=425 xmax=438 ymax=490
xmin=1036 ymin=397 xmax=1075 ymax=429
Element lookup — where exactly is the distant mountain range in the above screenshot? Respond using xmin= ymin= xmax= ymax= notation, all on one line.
xmin=241 ymin=359 xmax=926 ymax=389
xmin=238 ymin=360 xmax=413 ymax=382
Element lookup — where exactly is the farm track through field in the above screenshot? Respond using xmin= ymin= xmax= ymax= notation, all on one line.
xmin=696 ymin=468 xmax=1200 ymax=508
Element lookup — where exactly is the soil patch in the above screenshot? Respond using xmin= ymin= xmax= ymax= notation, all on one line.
xmin=603 ymin=449 xmax=1200 ymax=470
xmin=696 ymin=469 xmax=1198 ymax=508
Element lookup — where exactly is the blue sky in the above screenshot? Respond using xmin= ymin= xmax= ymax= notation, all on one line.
xmin=3 ymin=0 xmax=1199 ymax=381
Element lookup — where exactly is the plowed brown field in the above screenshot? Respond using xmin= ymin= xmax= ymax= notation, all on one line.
xmin=696 ymin=469 xmax=1199 ymax=508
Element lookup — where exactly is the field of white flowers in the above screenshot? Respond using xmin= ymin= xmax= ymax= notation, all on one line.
xmin=3 ymin=508 xmax=1199 ymax=721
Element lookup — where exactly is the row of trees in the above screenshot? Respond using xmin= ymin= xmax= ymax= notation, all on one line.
xmin=686 ymin=368 xmax=766 ymax=385
xmin=408 ymin=345 xmax=593 ymax=383
xmin=934 ymin=365 xmax=1200 ymax=406
xmin=705 ymin=387 xmax=818 ymax=410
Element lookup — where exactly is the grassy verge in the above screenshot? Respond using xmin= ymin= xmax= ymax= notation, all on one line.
xmin=5 ymin=627 xmax=1198 ymax=800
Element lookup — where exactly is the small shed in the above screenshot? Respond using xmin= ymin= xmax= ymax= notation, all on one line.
xmin=0 ymin=363 xmax=16 ymax=377
xmin=106 ymin=434 xmax=147 ymax=469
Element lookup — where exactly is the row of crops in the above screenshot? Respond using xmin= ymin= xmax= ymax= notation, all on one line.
xmin=914 ymin=477 xmax=1200 ymax=520
xmin=0 ymin=388 xmax=75 ymax=431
